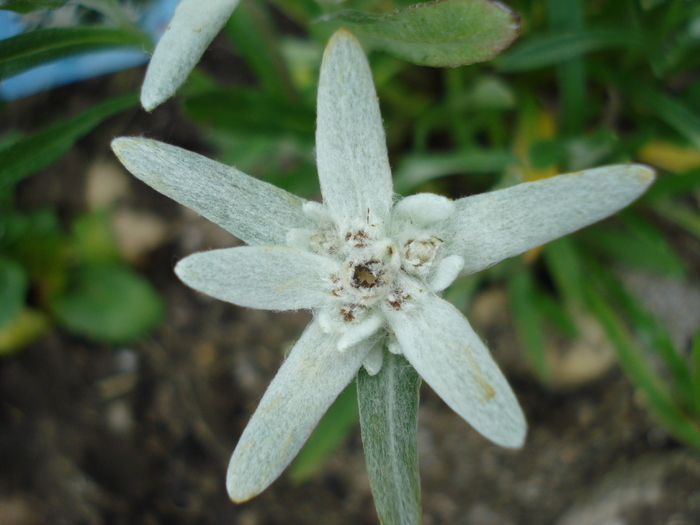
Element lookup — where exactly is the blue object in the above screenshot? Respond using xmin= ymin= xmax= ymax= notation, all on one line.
xmin=0 ymin=0 xmax=177 ymax=100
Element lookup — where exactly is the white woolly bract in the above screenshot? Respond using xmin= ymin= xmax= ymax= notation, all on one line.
xmin=175 ymin=246 xmax=337 ymax=311
xmin=442 ymin=164 xmax=655 ymax=276
xmin=392 ymin=193 xmax=455 ymax=225
xmin=141 ymin=0 xmax=241 ymax=110
xmin=111 ymin=138 xmax=312 ymax=246
xmin=382 ymin=289 xmax=526 ymax=448
xmin=315 ymin=29 xmax=393 ymax=233
xmin=226 ymin=321 xmax=371 ymax=502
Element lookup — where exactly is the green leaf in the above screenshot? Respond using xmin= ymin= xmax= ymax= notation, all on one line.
xmin=1 ymin=209 xmax=70 ymax=298
xmin=692 ymin=325 xmax=700 ymax=412
xmin=51 ymin=262 xmax=164 ymax=343
xmin=507 ymin=268 xmax=548 ymax=381
xmin=328 ymin=0 xmax=520 ymax=67
xmin=289 ymin=382 xmax=358 ymax=483
xmin=651 ymin=201 xmax=700 ymax=242
xmin=71 ymin=211 xmax=119 ymax=264
xmin=529 ymin=139 xmax=566 ymax=169
xmin=640 ymin=0 xmax=670 ymax=9
xmin=0 ymin=0 xmax=67 ymax=13
xmin=0 ymin=308 xmax=50 ymax=356
xmin=586 ymin=257 xmax=694 ymax=407
xmin=0 ymin=257 xmax=28 ymax=328
xmin=586 ymin=284 xmax=700 ymax=451
xmin=635 ymin=88 xmax=700 ymax=150
xmin=466 ymin=75 xmax=516 ymax=110
xmin=444 ymin=272 xmax=482 ymax=314
xmin=535 ymin=292 xmax=579 ymax=338
xmin=564 ymin=129 xmax=618 ymax=171
xmin=183 ymin=88 xmax=315 ymax=141
xmin=579 ymin=212 xmax=686 ymax=277
xmin=0 ymin=131 xmax=24 ymax=152
xmin=0 ymin=26 xmax=152 ymax=80
xmin=393 ymin=148 xmax=514 ymax=194
xmin=545 ymin=0 xmax=586 ymax=134
xmin=208 ymin=131 xmax=317 ymax=197
xmin=543 ymin=237 xmax=586 ymax=307
xmin=643 ymin=168 xmax=700 ymax=201
xmin=497 ymin=28 xmax=645 ymax=72
xmin=0 ymin=91 xmax=138 ymax=187
xmin=225 ymin=0 xmax=297 ymax=102
xmin=358 ymin=352 xmax=421 ymax=525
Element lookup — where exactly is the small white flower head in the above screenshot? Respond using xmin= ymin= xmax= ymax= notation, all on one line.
xmin=141 ymin=0 xmax=241 ymax=111
xmin=112 ymin=28 xmax=655 ymax=503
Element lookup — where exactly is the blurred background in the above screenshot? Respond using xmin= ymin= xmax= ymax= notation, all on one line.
xmin=1 ymin=0 xmax=700 ymax=523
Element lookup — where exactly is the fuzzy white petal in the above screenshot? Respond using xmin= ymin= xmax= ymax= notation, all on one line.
xmin=302 ymin=201 xmax=326 ymax=220
xmin=227 ymin=321 xmax=370 ymax=502
xmin=337 ymin=311 xmax=385 ymax=352
xmin=315 ymin=29 xmax=393 ymax=232
xmin=140 ymin=0 xmax=241 ymax=110
xmin=112 ymin=138 xmax=312 ymax=246
xmin=428 ymin=254 xmax=464 ymax=292
xmin=175 ymin=246 xmax=337 ymax=311
xmin=362 ymin=342 xmax=385 ymax=376
xmin=444 ymin=164 xmax=654 ymax=276
xmin=393 ymin=193 xmax=455 ymax=225
xmin=382 ymin=291 xmax=526 ymax=448
xmin=387 ymin=337 xmax=402 ymax=355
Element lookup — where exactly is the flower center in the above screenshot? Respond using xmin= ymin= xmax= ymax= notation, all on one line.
xmin=353 ymin=263 xmax=378 ymax=288
xmin=401 ymin=235 xmax=442 ymax=276
xmin=339 ymin=238 xmax=398 ymax=300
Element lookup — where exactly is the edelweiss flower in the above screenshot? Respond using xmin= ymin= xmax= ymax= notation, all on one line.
xmin=113 ymin=29 xmax=654 ymax=503
xmin=141 ymin=0 xmax=241 ymax=111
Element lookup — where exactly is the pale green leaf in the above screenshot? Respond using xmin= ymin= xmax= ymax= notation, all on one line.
xmin=358 ymin=352 xmax=421 ymax=525
xmin=328 ymin=0 xmax=520 ymax=67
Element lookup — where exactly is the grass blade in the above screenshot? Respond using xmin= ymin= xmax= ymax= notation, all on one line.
xmin=0 ymin=26 xmax=152 ymax=80
xmin=498 ymin=28 xmax=644 ymax=72
xmin=0 ymin=91 xmax=138 ymax=187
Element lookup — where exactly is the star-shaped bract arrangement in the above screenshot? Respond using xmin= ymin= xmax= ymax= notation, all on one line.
xmin=114 ymin=28 xmax=654 ymax=503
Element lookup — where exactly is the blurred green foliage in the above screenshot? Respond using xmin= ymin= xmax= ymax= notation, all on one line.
xmin=0 ymin=197 xmax=165 ymax=353
xmin=0 ymin=2 xmax=162 ymax=351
